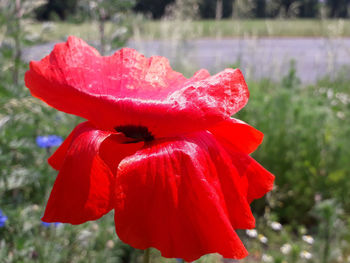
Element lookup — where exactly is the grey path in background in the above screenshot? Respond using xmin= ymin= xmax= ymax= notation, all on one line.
xmin=22 ymin=38 xmax=350 ymax=83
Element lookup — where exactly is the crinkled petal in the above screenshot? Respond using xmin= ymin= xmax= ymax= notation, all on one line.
xmin=42 ymin=122 xmax=142 ymax=224
xmin=169 ymin=68 xmax=249 ymax=118
xmin=209 ymin=118 xmax=263 ymax=154
xmin=114 ymin=131 xmax=254 ymax=261
xmin=25 ymin=36 xmax=249 ymax=137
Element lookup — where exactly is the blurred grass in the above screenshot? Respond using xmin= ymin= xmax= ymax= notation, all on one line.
xmin=27 ymin=19 xmax=350 ymax=42
xmin=140 ymin=19 xmax=350 ymax=39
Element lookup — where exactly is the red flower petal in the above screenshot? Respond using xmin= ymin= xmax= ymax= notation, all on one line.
xmin=114 ymin=131 xmax=254 ymax=261
xmin=209 ymin=118 xmax=263 ymax=154
xmin=25 ymin=36 xmax=249 ymax=137
xmin=213 ymin=129 xmax=275 ymax=204
xmin=227 ymin=150 xmax=274 ymax=204
xmin=42 ymin=122 xmax=142 ymax=224
xmin=169 ymin=68 xmax=249 ymax=118
xmin=48 ymin=125 xmax=79 ymax=170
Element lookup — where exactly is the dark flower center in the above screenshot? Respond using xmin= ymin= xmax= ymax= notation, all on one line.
xmin=115 ymin=125 xmax=154 ymax=142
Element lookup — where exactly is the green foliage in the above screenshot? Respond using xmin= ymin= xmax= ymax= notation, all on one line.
xmin=0 ymin=0 xmax=47 ymax=87
xmin=326 ymin=0 xmax=350 ymax=18
xmin=133 ymin=0 xmax=349 ymax=19
xmin=83 ymin=0 xmax=135 ymax=20
xmin=281 ymin=60 xmax=301 ymax=89
xmin=236 ymin=65 xmax=350 ymax=226
xmin=311 ymin=199 xmax=345 ymax=263
xmin=0 ymin=208 xmax=141 ymax=262
xmin=78 ymin=0 xmax=135 ymax=54
xmin=29 ymin=0 xmax=350 ymax=20
xmin=232 ymin=0 xmax=256 ymax=18
xmin=36 ymin=0 xmax=79 ymax=21
xmin=133 ymin=0 xmax=174 ymax=19
xmin=164 ymin=0 xmax=200 ymax=20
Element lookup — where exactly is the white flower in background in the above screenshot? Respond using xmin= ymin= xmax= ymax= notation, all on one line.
xmin=262 ymin=254 xmax=273 ymax=262
xmin=300 ymin=250 xmax=313 ymax=260
xmin=258 ymin=234 xmax=268 ymax=244
xmin=302 ymin=235 xmax=314 ymax=245
xmin=0 ymin=116 xmax=10 ymax=129
xmin=327 ymin=89 xmax=334 ymax=99
xmin=314 ymin=193 xmax=322 ymax=202
xmin=319 ymin=87 xmax=326 ymax=94
xmin=280 ymin=243 xmax=292 ymax=255
xmin=91 ymin=223 xmax=99 ymax=231
xmin=106 ymin=240 xmax=114 ymax=249
xmin=246 ymin=229 xmax=258 ymax=238
xmin=31 ymin=204 xmax=39 ymax=211
xmin=270 ymin=221 xmax=282 ymax=231
xmin=337 ymin=111 xmax=345 ymax=119
xmin=78 ymin=230 xmax=92 ymax=240
xmin=336 ymin=92 xmax=350 ymax=105
xmin=77 ymin=230 xmax=92 ymax=247
xmin=0 ymin=240 xmax=6 ymax=250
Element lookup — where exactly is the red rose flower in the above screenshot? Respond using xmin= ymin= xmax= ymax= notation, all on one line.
xmin=25 ymin=36 xmax=274 ymax=262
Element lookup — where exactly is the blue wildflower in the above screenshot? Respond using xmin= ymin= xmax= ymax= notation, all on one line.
xmin=41 ymin=221 xmax=61 ymax=227
xmin=0 ymin=210 xmax=8 ymax=227
xmin=36 ymin=135 xmax=63 ymax=148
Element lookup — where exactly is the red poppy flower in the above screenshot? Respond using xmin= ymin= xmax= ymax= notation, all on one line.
xmin=25 ymin=36 xmax=274 ymax=261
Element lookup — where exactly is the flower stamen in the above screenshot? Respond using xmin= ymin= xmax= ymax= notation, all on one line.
xmin=115 ymin=125 xmax=154 ymax=142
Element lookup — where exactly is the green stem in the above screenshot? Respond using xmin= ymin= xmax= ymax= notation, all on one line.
xmin=13 ymin=0 xmax=22 ymax=86
xmin=323 ymin=217 xmax=330 ymax=263
xmin=143 ymin=248 xmax=150 ymax=263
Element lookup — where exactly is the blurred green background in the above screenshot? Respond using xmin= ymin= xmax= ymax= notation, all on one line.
xmin=1 ymin=0 xmax=350 ymax=262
